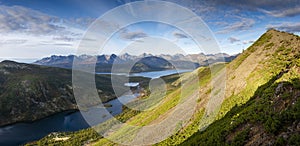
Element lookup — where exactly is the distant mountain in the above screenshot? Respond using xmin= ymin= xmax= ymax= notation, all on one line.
xmin=158 ymin=53 xmax=236 ymax=65
xmin=130 ymin=56 xmax=174 ymax=72
xmin=34 ymin=53 xmax=237 ymax=72
xmin=34 ymin=55 xmax=177 ymax=72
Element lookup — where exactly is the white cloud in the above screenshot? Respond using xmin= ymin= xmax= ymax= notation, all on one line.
xmin=210 ymin=0 xmax=300 ymax=17
xmin=119 ymin=29 xmax=148 ymax=41
xmin=173 ymin=32 xmax=188 ymax=39
xmin=267 ymin=22 xmax=300 ymax=32
xmin=261 ymin=7 xmax=300 ymax=17
xmin=242 ymin=40 xmax=254 ymax=44
xmin=0 ymin=5 xmax=86 ymax=36
xmin=0 ymin=5 xmax=60 ymax=34
xmin=0 ymin=5 xmax=88 ymax=59
xmin=217 ymin=18 xmax=255 ymax=34
xmin=0 ymin=33 xmax=77 ymax=58
xmin=228 ymin=37 xmax=240 ymax=43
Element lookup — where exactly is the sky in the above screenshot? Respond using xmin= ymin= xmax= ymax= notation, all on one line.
xmin=0 ymin=0 xmax=299 ymax=62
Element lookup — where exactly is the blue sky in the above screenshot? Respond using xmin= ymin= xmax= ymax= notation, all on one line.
xmin=0 ymin=0 xmax=299 ymax=61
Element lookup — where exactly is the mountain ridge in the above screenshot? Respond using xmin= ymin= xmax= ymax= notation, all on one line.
xmin=180 ymin=29 xmax=300 ymax=145
xmin=34 ymin=53 xmax=237 ymax=72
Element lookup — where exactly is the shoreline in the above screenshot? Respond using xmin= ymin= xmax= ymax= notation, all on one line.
xmin=0 ymin=90 xmax=131 ymax=128
xmin=0 ymin=70 xmax=188 ymax=128
xmin=0 ymin=109 xmax=79 ymax=128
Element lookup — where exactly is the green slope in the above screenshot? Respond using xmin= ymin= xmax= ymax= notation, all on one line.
xmin=157 ymin=29 xmax=300 ymax=145
xmin=28 ymin=29 xmax=300 ymax=145
xmin=26 ymin=74 xmax=182 ymax=146
xmin=182 ymin=59 xmax=300 ymax=146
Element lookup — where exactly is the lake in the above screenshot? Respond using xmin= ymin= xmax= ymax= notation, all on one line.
xmin=0 ymin=69 xmax=191 ymax=145
xmin=0 ymin=93 xmax=138 ymax=146
xmin=96 ymin=69 xmax=191 ymax=78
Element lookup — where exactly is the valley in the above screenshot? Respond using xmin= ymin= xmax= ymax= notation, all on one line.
xmin=0 ymin=66 xmax=185 ymax=145
xmin=24 ymin=29 xmax=300 ymax=146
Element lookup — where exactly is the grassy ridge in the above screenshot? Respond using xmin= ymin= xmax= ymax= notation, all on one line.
xmin=182 ymin=67 xmax=300 ymax=145
xmin=181 ymin=30 xmax=300 ymax=145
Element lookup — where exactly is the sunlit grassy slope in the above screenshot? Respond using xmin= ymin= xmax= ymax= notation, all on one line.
xmin=28 ymin=29 xmax=300 ymax=145
xmin=180 ymin=30 xmax=300 ymax=145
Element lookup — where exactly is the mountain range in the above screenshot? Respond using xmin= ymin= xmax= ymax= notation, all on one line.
xmin=34 ymin=53 xmax=237 ymax=72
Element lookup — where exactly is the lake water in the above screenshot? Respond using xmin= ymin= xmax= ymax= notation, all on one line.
xmin=0 ymin=69 xmax=191 ymax=145
xmin=96 ymin=69 xmax=191 ymax=78
xmin=130 ymin=69 xmax=191 ymax=78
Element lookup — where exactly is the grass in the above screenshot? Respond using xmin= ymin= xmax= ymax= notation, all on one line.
xmin=182 ymin=75 xmax=300 ymax=145
xmin=181 ymin=30 xmax=300 ymax=145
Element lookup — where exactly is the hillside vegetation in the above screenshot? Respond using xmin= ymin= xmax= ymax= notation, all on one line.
xmin=0 ymin=61 xmax=149 ymax=126
xmin=28 ymin=29 xmax=300 ymax=145
xmin=182 ymin=29 xmax=300 ymax=145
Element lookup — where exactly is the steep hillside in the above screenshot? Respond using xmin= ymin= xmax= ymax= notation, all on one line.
xmin=28 ymin=29 xmax=300 ymax=145
xmin=0 ymin=61 xmax=149 ymax=126
xmin=183 ymin=66 xmax=300 ymax=145
xmin=0 ymin=61 xmax=77 ymax=126
xmin=181 ymin=29 xmax=300 ymax=145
